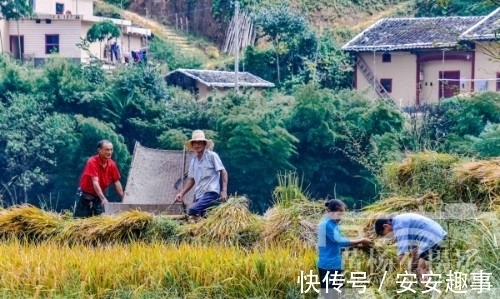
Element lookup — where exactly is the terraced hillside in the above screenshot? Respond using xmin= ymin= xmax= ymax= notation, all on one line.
xmin=98 ymin=0 xmax=415 ymax=66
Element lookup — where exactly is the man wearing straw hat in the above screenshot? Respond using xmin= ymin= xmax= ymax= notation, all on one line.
xmin=175 ymin=130 xmax=228 ymax=222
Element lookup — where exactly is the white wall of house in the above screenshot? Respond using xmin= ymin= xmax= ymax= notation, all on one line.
xmin=475 ymin=42 xmax=500 ymax=92
xmin=420 ymin=59 xmax=472 ymax=104
xmin=357 ymin=52 xmax=417 ymax=107
xmin=0 ymin=20 xmax=8 ymax=53
xmin=123 ymin=34 xmax=146 ymax=52
xmin=196 ymin=82 xmax=210 ymax=100
xmin=33 ymin=0 xmax=93 ymax=16
xmin=82 ymin=21 xmax=100 ymax=62
xmin=8 ymin=19 xmax=81 ymax=58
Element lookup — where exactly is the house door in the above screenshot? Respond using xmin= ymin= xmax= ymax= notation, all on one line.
xmin=439 ymin=71 xmax=460 ymax=99
xmin=10 ymin=36 xmax=24 ymax=60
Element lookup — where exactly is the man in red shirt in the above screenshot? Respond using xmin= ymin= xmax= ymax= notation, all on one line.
xmin=74 ymin=140 xmax=124 ymax=217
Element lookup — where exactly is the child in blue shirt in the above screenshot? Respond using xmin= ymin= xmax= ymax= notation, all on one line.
xmin=317 ymin=199 xmax=372 ymax=299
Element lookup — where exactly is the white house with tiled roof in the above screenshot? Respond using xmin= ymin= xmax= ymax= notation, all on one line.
xmin=342 ymin=7 xmax=500 ymax=107
xmin=165 ymin=69 xmax=275 ymax=100
xmin=0 ymin=0 xmax=151 ymax=66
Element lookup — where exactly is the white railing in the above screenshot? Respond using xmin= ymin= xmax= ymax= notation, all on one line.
xmin=31 ymin=13 xmax=84 ymax=20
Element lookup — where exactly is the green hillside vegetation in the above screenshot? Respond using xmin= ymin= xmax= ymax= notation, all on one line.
xmin=96 ymin=0 xmax=499 ymax=92
xmin=3 ymin=49 xmax=500 ymax=214
xmin=1 ymin=1 xmax=500 ymax=298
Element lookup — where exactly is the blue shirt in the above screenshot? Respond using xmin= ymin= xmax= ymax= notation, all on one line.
xmin=188 ymin=150 xmax=225 ymax=200
xmin=317 ymin=217 xmax=351 ymax=270
xmin=392 ymin=213 xmax=447 ymax=256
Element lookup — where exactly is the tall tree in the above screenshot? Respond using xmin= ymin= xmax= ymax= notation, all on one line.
xmin=211 ymin=92 xmax=298 ymax=212
xmin=252 ymin=5 xmax=309 ymax=84
xmin=86 ymin=20 xmax=121 ymax=60
xmin=0 ymin=0 xmax=33 ymax=59
xmin=0 ymin=94 xmax=73 ymax=204
xmin=286 ymin=85 xmax=404 ymax=206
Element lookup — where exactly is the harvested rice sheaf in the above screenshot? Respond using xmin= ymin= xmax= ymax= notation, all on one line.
xmin=179 ymin=196 xmax=264 ymax=247
xmin=0 ymin=204 xmax=63 ymax=241
xmin=381 ymin=151 xmax=461 ymax=197
xmin=452 ymin=159 xmax=500 ymax=210
xmin=261 ymin=205 xmax=319 ymax=250
xmin=58 ymin=210 xmax=154 ymax=245
xmin=363 ymin=192 xmax=443 ymax=214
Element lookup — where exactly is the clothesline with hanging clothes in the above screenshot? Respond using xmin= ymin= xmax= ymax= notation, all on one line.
xmin=124 ymin=48 xmax=148 ymax=64
xmin=437 ymin=78 xmax=500 ymax=81
xmin=103 ymin=42 xmax=122 ymax=63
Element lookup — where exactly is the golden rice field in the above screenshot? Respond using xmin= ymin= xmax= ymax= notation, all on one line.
xmin=0 ymin=152 xmax=499 ymax=298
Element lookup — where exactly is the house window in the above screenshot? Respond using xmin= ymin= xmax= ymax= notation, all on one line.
xmin=45 ymin=35 xmax=59 ymax=54
xmin=380 ymin=78 xmax=392 ymax=93
xmin=382 ymin=53 xmax=391 ymax=63
xmin=56 ymin=3 xmax=64 ymax=14
xmin=497 ymin=73 xmax=500 ymax=91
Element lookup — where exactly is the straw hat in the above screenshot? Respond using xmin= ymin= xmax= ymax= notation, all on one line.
xmin=184 ymin=130 xmax=214 ymax=150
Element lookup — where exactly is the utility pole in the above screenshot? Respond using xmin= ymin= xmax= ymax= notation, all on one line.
xmin=234 ymin=1 xmax=239 ymax=93
xmin=121 ymin=0 xmax=124 ymax=57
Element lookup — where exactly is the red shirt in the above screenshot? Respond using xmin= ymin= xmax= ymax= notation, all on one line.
xmin=78 ymin=155 xmax=121 ymax=195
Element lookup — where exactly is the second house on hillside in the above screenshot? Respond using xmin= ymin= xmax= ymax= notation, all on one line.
xmin=165 ymin=69 xmax=275 ymax=100
xmin=342 ymin=7 xmax=500 ymax=108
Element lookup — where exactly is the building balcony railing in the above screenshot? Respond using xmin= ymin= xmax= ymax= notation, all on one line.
xmin=124 ymin=26 xmax=152 ymax=36
xmin=29 ymin=13 xmax=84 ymax=21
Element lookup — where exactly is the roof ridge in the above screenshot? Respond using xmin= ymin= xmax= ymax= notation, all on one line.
xmin=461 ymin=7 xmax=500 ymax=38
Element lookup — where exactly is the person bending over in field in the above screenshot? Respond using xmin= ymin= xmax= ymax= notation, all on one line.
xmin=175 ymin=130 xmax=228 ymax=223
xmin=74 ymin=139 xmax=124 ymax=218
xmin=374 ymin=213 xmax=447 ymax=282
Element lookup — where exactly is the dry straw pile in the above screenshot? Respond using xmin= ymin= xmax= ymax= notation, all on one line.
xmin=381 ymin=151 xmax=500 ymax=210
xmin=59 ymin=210 xmax=154 ymax=244
xmin=453 ymin=159 xmax=500 ymax=209
xmin=179 ymin=196 xmax=264 ymax=247
xmin=0 ymin=205 xmax=63 ymax=241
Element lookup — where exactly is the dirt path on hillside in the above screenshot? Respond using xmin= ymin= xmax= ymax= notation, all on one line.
xmin=95 ymin=0 xmax=209 ymax=54
xmin=121 ymin=10 xmax=192 ymax=50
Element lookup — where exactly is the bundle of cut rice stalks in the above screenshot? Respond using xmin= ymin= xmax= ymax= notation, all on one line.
xmin=346 ymin=241 xmax=399 ymax=287
xmin=58 ymin=210 xmax=154 ymax=245
xmin=143 ymin=216 xmax=181 ymax=243
xmin=0 ymin=204 xmax=63 ymax=241
xmin=381 ymin=151 xmax=461 ymax=197
xmin=260 ymin=206 xmax=317 ymax=250
xmin=453 ymin=159 xmax=500 ymax=210
xmin=363 ymin=192 xmax=443 ymax=214
xmin=179 ymin=196 xmax=264 ymax=248
xmin=275 ymin=198 xmax=325 ymax=223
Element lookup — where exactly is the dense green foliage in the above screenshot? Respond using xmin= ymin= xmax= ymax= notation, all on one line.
xmin=3 ymin=0 xmax=500 ymax=213
xmin=148 ymin=38 xmax=204 ymax=71
xmin=2 ymin=50 xmax=500 ymax=213
xmin=247 ymin=6 xmax=353 ymax=91
xmin=86 ymin=21 xmax=121 ymax=43
xmin=415 ymin=0 xmax=498 ymax=17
